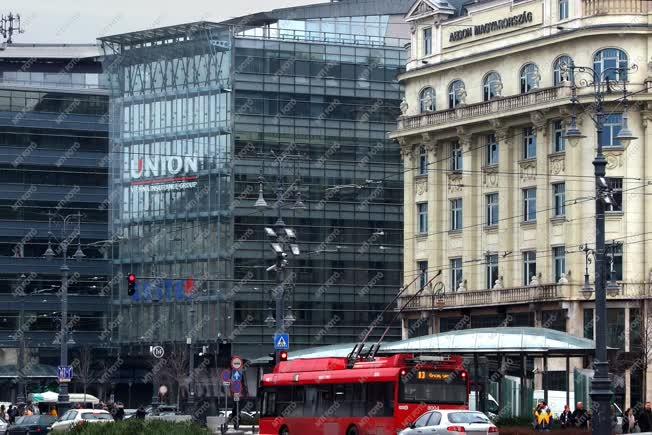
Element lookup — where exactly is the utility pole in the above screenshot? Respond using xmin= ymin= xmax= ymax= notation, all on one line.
xmin=564 ymin=60 xmax=637 ymax=435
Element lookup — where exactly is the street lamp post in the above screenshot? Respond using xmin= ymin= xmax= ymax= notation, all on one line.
xmin=255 ymin=151 xmax=305 ymax=364
xmin=564 ymin=60 xmax=637 ymax=435
xmin=187 ymin=294 xmax=196 ymax=411
xmin=43 ymin=211 xmax=85 ymax=415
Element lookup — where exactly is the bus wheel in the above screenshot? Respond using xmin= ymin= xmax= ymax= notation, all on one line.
xmin=279 ymin=426 xmax=289 ymax=435
xmin=346 ymin=425 xmax=359 ymax=435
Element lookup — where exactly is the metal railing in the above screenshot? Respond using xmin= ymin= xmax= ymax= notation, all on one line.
xmin=583 ymin=0 xmax=645 ymax=15
xmin=397 ymin=86 xmax=562 ymax=131
xmin=401 ymin=282 xmax=652 ymax=311
xmin=236 ymin=28 xmax=408 ymax=48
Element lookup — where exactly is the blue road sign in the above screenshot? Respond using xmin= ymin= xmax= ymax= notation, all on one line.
xmin=231 ymin=370 xmax=242 ymax=382
xmin=57 ymin=366 xmax=73 ymax=383
xmin=274 ymin=333 xmax=289 ymax=350
xmin=221 ymin=370 xmax=231 ymax=383
xmin=230 ymin=380 xmax=242 ymax=394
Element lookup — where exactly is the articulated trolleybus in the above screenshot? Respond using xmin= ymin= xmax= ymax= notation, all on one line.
xmin=259 ymin=353 xmax=469 ymax=435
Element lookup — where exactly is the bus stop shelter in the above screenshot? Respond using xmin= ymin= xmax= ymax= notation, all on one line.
xmin=266 ymin=327 xmax=597 ymax=415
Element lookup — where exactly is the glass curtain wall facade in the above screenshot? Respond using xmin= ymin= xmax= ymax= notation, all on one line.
xmin=100 ymin=23 xmax=234 ymax=347
xmin=0 ymin=50 xmax=110 ymax=401
xmin=231 ymin=33 xmax=405 ymax=356
xmin=101 ymin=18 xmax=405 ymax=360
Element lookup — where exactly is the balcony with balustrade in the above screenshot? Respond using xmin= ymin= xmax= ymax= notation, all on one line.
xmin=582 ymin=0 xmax=647 ymax=16
xmin=400 ymin=282 xmax=652 ymax=312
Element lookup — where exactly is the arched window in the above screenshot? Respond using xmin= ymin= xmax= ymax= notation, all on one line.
xmin=483 ymin=72 xmax=502 ymax=101
xmin=448 ymin=80 xmax=466 ymax=108
xmin=593 ymin=48 xmax=628 ymax=82
xmin=419 ymin=87 xmax=435 ymax=113
xmin=520 ymin=63 xmax=540 ymax=93
xmin=553 ymin=56 xmax=573 ymax=85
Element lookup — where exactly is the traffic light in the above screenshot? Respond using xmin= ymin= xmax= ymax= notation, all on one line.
xmin=279 ymin=351 xmax=288 ymax=361
xmin=127 ymin=273 xmax=137 ymax=296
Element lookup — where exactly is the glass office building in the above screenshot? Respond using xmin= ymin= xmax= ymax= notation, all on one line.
xmin=100 ymin=0 xmax=411 ymax=365
xmin=0 ymin=44 xmax=110 ymax=402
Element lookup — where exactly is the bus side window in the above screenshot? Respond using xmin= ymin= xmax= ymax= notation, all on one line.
xmin=292 ymin=386 xmax=305 ymax=417
xmin=351 ymin=383 xmax=365 ymax=416
xmin=304 ymin=387 xmax=318 ymax=417
xmin=316 ymin=386 xmax=333 ymax=416
xmin=263 ymin=391 xmax=276 ymax=417
xmin=276 ymin=387 xmax=293 ymax=416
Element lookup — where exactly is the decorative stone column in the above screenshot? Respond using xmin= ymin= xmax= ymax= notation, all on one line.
xmin=493 ymin=120 xmax=515 ymax=287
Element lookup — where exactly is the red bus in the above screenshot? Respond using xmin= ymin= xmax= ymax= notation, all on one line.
xmin=259 ymin=353 xmax=469 ymax=435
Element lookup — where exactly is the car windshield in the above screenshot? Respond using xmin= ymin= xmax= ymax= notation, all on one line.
xmin=15 ymin=415 xmax=55 ymax=425
xmin=81 ymin=412 xmax=113 ymax=420
xmin=448 ymin=412 xmax=490 ymax=424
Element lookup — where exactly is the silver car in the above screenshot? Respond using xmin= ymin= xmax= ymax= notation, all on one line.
xmin=399 ymin=410 xmax=499 ymax=435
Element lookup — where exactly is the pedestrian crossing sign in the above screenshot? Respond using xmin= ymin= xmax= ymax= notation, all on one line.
xmin=274 ymin=333 xmax=290 ymax=350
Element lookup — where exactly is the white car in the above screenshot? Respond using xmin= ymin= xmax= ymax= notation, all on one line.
xmin=399 ymin=410 xmax=498 ymax=435
xmin=50 ymin=409 xmax=114 ymax=432
xmin=0 ymin=416 xmax=7 ymax=435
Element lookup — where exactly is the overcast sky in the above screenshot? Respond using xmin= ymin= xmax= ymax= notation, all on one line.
xmin=11 ymin=0 xmax=325 ymax=44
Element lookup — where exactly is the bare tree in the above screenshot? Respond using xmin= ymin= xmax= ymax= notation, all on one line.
xmin=161 ymin=344 xmax=189 ymax=407
xmin=71 ymin=345 xmax=96 ymax=403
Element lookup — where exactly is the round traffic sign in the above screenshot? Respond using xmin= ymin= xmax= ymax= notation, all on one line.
xmin=230 ymin=381 xmax=242 ymax=394
xmin=230 ymin=356 xmax=243 ymax=371
xmin=152 ymin=346 xmax=165 ymax=359
xmin=159 ymin=385 xmax=168 ymax=395
xmin=221 ymin=369 xmax=231 ymax=383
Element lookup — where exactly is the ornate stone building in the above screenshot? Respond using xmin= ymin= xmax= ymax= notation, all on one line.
xmin=391 ymin=0 xmax=652 ymax=407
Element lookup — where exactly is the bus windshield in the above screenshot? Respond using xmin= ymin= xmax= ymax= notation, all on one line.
xmin=400 ymin=371 xmax=467 ymax=405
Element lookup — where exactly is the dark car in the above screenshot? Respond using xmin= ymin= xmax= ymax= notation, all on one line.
xmin=8 ymin=415 xmax=57 ymax=434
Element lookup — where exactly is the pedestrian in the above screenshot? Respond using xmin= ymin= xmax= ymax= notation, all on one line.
xmin=7 ymin=405 xmax=15 ymax=424
xmin=136 ymin=405 xmax=146 ymax=419
xmin=623 ymin=408 xmax=638 ymax=433
xmin=49 ymin=405 xmax=58 ymax=417
xmin=534 ymin=401 xmax=552 ymax=431
xmin=0 ymin=405 xmax=5 ymax=421
xmin=559 ymin=404 xmax=573 ymax=429
xmin=115 ymin=403 xmax=125 ymax=421
xmin=572 ymin=402 xmax=590 ymax=429
xmin=638 ymin=402 xmax=652 ymax=432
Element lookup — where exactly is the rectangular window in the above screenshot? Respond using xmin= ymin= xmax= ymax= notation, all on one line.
xmin=450 ymin=198 xmax=463 ymax=231
xmin=583 ymin=308 xmax=594 ymax=340
xmin=486 ymin=254 xmax=499 ymax=289
xmin=423 ymin=28 xmax=432 ymax=56
xmin=601 ymin=114 xmax=623 ymax=148
xmin=418 ymin=261 xmax=428 ymax=289
xmin=486 ymin=193 xmax=499 ymax=226
xmin=523 ymin=127 xmax=537 ymax=159
xmin=486 ymin=134 xmax=499 ymax=165
xmin=553 ymin=183 xmax=565 ymax=217
xmin=523 ymin=188 xmax=537 ymax=222
xmin=418 ymin=146 xmax=428 ymax=176
xmin=417 ymin=202 xmax=428 ymax=234
xmin=605 ymin=177 xmax=623 ymax=212
xmin=553 ymin=246 xmax=566 ymax=282
xmin=606 ymin=242 xmax=623 ymax=281
xmin=523 ymin=251 xmax=537 ymax=286
xmin=559 ymin=0 xmax=569 ymax=19
xmin=553 ymin=120 xmax=566 ymax=152
xmin=451 ymin=141 xmax=462 ymax=171
xmin=450 ymin=258 xmax=463 ymax=291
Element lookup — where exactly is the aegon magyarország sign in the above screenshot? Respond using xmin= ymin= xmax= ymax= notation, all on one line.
xmin=449 ymin=11 xmax=534 ymax=42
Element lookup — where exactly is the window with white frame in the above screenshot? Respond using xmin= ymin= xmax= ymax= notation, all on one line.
xmin=486 ymin=254 xmax=499 ymax=289
xmin=419 ymin=87 xmax=435 ymax=113
xmin=553 ymin=56 xmax=572 ymax=85
xmin=423 ymin=27 xmax=432 ymax=56
xmin=520 ymin=63 xmax=540 ymax=93
xmin=418 ymin=260 xmax=428 ymax=289
xmin=605 ymin=242 xmax=623 ymax=281
xmin=451 ymin=141 xmax=463 ymax=171
xmin=483 ymin=72 xmax=502 ymax=101
xmin=559 ymin=0 xmax=569 ymax=20
xmin=486 ymin=133 xmax=499 ymax=165
xmin=601 ymin=114 xmax=623 ymax=148
xmin=523 ymin=188 xmax=537 ymax=222
xmin=553 ymin=183 xmax=565 ymax=217
xmin=450 ymin=198 xmax=463 ymax=231
xmin=418 ymin=146 xmax=428 ymax=176
xmin=417 ymin=202 xmax=428 ymax=234
xmin=605 ymin=178 xmax=623 ymax=212
xmin=553 ymin=120 xmax=566 ymax=152
xmin=450 ymin=258 xmax=463 ymax=291
xmin=593 ymin=48 xmax=628 ymax=83
xmin=553 ymin=246 xmax=566 ymax=282
xmin=448 ymin=80 xmax=465 ymax=109
xmin=523 ymin=251 xmax=537 ymax=285
xmin=523 ymin=127 xmax=537 ymax=159
xmin=486 ymin=193 xmax=499 ymax=226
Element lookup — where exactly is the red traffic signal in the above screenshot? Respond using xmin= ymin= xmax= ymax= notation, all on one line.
xmin=127 ymin=273 xmax=137 ymax=296
xmin=279 ymin=351 xmax=288 ymax=361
